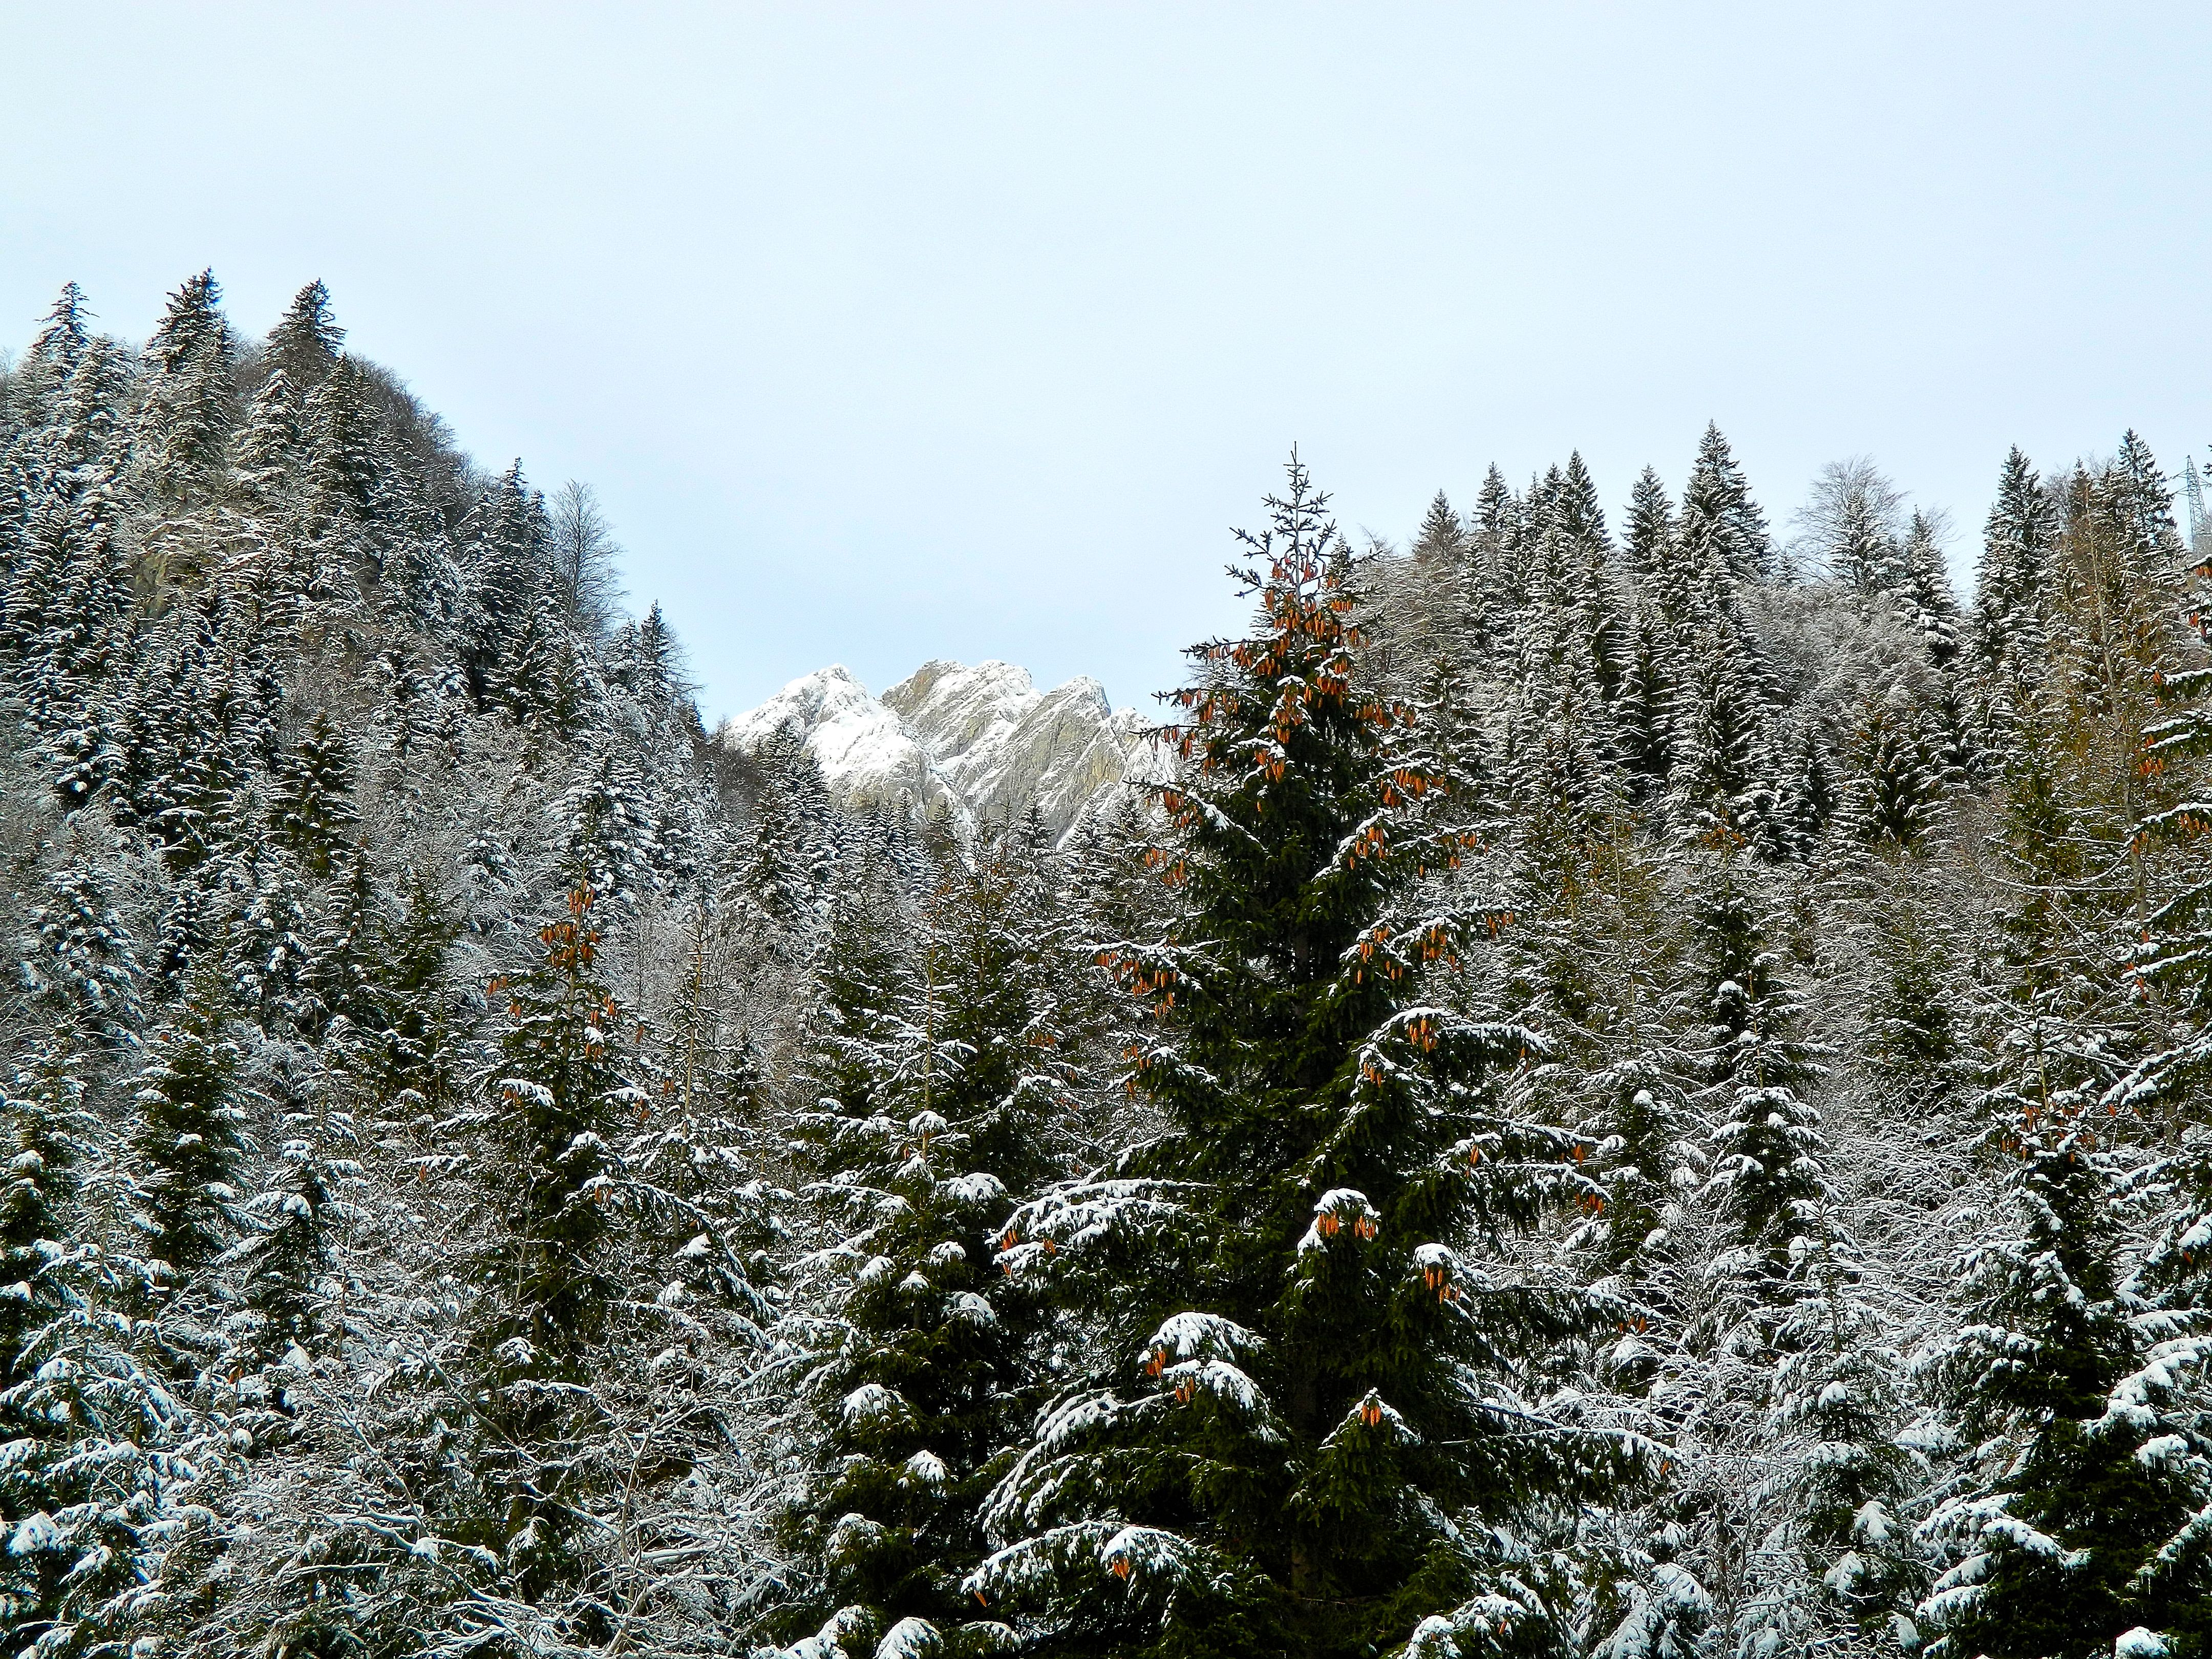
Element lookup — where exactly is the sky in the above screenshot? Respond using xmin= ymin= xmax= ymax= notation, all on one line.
xmin=4 ymin=3 xmax=2209 ymax=724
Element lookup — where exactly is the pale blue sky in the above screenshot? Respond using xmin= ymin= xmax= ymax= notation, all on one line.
xmin=5 ymin=3 xmax=2208 ymax=721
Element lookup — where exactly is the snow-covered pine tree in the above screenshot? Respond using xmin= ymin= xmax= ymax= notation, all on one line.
xmin=228 ymin=366 xmax=305 ymax=514
xmin=1746 ymin=1220 xmax=1924 ymax=1652
xmin=17 ymin=857 xmax=144 ymax=1047
xmin=261 ymin=278 xmax=346 ymax=389
xmin=1966 ymin=447 xmax=2057 ymax=782
xmin=1624 ymin=464 xmax=1689 ymax=634
xmin=440 ymin=879 xmax=644 ymax=1617
xmin=222 ymin=1116 xmax=363 ymax=1369
xmin=1834 ymin=680 xmax=1956 ymax=854
xmin=1615 ymin=611 xmax=1677 ymax=806
xmin=129 ymin=967 xmax=252 ymax=1294
xmin=267 ymin=708 xmax=359 ymax=878
xmin=1668 ymin=627 xmax=1784 ymax=859
xmin=967 ymin=456 xmax=1645 ymax=1659
xmin=133 ymin=268 xmax=238 ymax=558
xmin=774 ymin=827 xmax=1083 ymax=1658
xmin=2110 ymin=573 xmax=2212 ymax=1157
xmin=1692 ymin=864 xmax=1829 ymax=1296
xmin=1681 ymin=423 xmax=1773 ymax=585
xmin=1897 ymin=507 xmax=1963 ymax=670
xmin=1915 ymin=1122 xmax=2212 ymax=1658
xmin=0 ymin=1028 xmax=204 ymax=1659
xmin=463 ymin=459 xmax=552 ymax=676
xmin=1854 ymin=856 xmax=1977 ymax=1115
xmin=291 ymin=358 xmax=381 ymax=595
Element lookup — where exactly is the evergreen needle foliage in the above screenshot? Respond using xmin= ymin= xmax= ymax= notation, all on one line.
xmin=1 ymin=276 xmax=2209 ymax=1659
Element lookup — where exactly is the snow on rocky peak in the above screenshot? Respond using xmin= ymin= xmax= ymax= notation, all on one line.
xmin=719 ymin=660 xmax=1156 ymax=839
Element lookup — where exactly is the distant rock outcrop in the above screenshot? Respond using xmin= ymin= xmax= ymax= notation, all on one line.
xmin=718 ymin=660 xmax=1156 ymax=840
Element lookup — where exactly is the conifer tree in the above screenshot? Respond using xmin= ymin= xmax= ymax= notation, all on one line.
xmin=1680 ymin=423 xmax=1772 ymax=584
xmin=1615 ymin=612 xmax=1676 ymax=802
xmin=968 ymin=457 xmax=1641 ymax=1658
xmin=1971 ymin=448 xmax=2053 ymax=707
xmin=1690 ymin=865 xmax=1828 ymax=1299
xmin=294 ymin=358 xmax=382 ymax=567
xmin=268 ymin=708 xmax=359 ymax=877
xmin=224 ymin=1121 xmax=360 ymax=1367
xmin=1835 ymin=682 xmax=1955 ymax=853
xmin=1575 ymin=1050 xmax=1700 ymax=1344
xmin=129 ymin=969 xmax=251 ymax=1287
xmin=1668 ymin=636 xmax=1784 ymax=856
xmin=18 ymin=860 xmax=144 ymax=1045
xmin=465 ymin=459 xmax=552 ymax=655
xmin=1897 ymin=507 xmax=1962 ymax=668
xmin=342 ymin=868 xmax=467 ymax=1130
xmin=1916 ymin=1126 xmax=2212 ymax=1657
xmin=2111 ymin=628 xmax=2212 ymax=1132
xmin=228 ymin=366 xmax=304 ymax=511
xmin=0 ymin=1028 xmax=97 ymax=1402
xmin=1856 ymin=862 xmax=1975 ymax=1113
xmin=262 ymin=278 xmax=345 ymax=389
xmin=13 ymin=282 xmax=93 ymax=418
xmin=1625 ymin=464 xmax=1687 ymax=630
xmin=777 ymin=833 xmax=1081 ymax=1658
xmin=451 ymin=879 xmax=642 ymax=1604
xmin=135 ymin=268 xmax=238 ymax=521
xmin=0 ymin=1031 xmax=197 ymax=1659
xmin=1745 ymin=1225 xmax=1923 ymax=1652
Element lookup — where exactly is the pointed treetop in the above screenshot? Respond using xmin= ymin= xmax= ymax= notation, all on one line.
xmin=1683 ymin=421 xmax=1773 ymax=581
xmin=146 ymin=268 xmax=231 ymax=376
xmin=29 ymin=281 xmax=92 ymax=370
xmin=1475 ymin=463 xmax=1519 ymax=540
xmin=1558 ymin=451 xmax=1608 ymax=550
xmin=1414 ymin=490 xmax=1463 ymax=562
xmin=265 ymin=278 xmax=345 ymax=385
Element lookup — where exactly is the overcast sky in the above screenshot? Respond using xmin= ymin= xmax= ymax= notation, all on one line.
xmin=5 ymin=3 xmax=2208 ymax=721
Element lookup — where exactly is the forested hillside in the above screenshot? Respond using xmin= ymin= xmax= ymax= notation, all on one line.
xmin=1 ymin=274 xmax=2208 ymax=1659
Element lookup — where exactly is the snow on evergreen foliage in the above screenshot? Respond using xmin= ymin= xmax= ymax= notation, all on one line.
xmin=1 ymin=275 xmax=2209 ymax=1658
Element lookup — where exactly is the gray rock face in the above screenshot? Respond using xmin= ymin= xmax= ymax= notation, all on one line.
xmin=719 ymin=660 xmax=1156 ymax=840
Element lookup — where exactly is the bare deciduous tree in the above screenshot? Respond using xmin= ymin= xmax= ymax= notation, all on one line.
xmin=549 ymin=477 xmax=627 ymax=637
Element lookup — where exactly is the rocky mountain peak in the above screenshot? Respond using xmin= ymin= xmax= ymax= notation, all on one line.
xmin=719 ymin=659 xmax=1154 ymax=839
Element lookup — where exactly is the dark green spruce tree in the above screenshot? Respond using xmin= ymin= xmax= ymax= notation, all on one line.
xmin=966 ymin=456 xmax=1645 ymax=1659
xmin=776 ymin=831 xmax=1084 ymax=1658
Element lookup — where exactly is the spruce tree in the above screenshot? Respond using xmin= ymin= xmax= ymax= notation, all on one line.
xmin=1916 ymin=1127 xmax=2212 ymax=1658
xmin=135 ymin=268 xmax=238 ymax=520
xmin=968 ymin=457 xmax=1641 ymax=1658
xmin=1746 ymin=1224 xmax=1923 ymax=1652
xmin=17 ymin=860 xmax=144 ymax=1045
xmin=1897 ymin=507 xmax=1962 ymax=668
xmin=777 ymin=832 xmax=1081 ymax=1657
xmin=1680 ymin=423 xmax=1772 ymax=584
xmin=228 ymin=366 xmax=304 ymax=511
xmin=1 ymin=1028 xmax=202 ymax=1659
xmin=1692 ymin=868 xmax=1827 ymax=1290
xmin=1971 ymin=448 xmax=2053 ymax=706
xmin=129 ymin=969 xmax=251 ymax=1287
xmin=2112 ymin=635 xmax=2212 ymax=1133
xmin=224 ymin=1121 xmax=360 ymax=1367
xmin=262 ymin=278 xmax=345 ymax=389
xmin=452 ymin=879 xmax=641 ymax=1605
xmin=1835 ymin=682 xmax=1955 ymax=853
xmin=1625 ymin=464 xmax=1687 ymax=631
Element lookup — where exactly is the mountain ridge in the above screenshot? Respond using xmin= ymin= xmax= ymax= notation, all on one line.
xmin=716 ymin=657 xmax=1156 ymax=839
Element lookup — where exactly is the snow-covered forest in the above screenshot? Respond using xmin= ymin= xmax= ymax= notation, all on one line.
xmin=2 ymin=272 xmax=2209 ymax=1659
